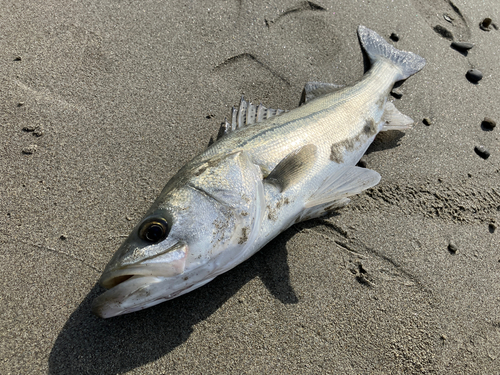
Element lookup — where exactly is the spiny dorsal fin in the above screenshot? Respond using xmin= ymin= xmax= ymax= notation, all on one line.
xmin=265 ymin=144 xmax=317 ymax=192
xmin=299 ymin=82 xmax=344 ymax=106
xmin=217 ymin=96 xmax=285 ymax=139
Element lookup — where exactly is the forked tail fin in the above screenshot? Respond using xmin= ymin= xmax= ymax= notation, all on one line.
xmin=358 ymin=25 xmax=426 ymax=81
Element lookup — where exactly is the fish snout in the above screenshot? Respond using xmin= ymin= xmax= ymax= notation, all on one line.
xmin=98 ymin=242 xmax=189 ymax=289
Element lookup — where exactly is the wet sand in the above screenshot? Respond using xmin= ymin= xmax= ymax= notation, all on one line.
xmin=1 ymin=0 xmax=499 ymax=373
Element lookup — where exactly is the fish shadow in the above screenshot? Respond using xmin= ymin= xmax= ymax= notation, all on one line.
xmin=48 ymin=226 xmax=299 ymax=374
xmin=366 ymin=130 xmax=406 ymax=155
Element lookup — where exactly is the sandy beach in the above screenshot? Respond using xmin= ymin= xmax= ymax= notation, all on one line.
xmin=1 ymin=0 xmax=499 ymax=373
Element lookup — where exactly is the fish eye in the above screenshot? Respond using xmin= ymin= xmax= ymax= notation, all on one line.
xmin=138 ymin=218 xmax=169 ymax=243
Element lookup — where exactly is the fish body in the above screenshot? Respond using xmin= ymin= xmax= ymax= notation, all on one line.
xmin=92 ymin=26 xmax=425 ymax=318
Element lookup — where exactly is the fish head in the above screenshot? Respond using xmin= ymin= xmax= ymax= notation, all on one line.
xmin=92 ymin=151 xmax=264 ymax=318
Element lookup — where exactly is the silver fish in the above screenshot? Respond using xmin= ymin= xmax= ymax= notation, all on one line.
xmin=92 ymin=26 xmax=425 ymax=318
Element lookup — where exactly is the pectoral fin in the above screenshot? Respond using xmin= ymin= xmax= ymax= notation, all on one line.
xmin=265 ymin=144 xmax=318 ymax=192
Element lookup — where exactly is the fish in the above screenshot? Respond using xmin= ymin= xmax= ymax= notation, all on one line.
xmin=92 ymin=26 xmax=425 ymax=318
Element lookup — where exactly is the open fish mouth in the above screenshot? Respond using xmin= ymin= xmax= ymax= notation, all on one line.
xmin=100 ymin=241 xmax=189 ymax=289
xmin=101 ymin=274 xmax=134 ymax=289
xmin=98 ymin=260 xmax=186 ymax=290
xmin=92 ymin=275 xmax=171 ymax=318
xmin=92 ymin=242 xmax=190 ymax=318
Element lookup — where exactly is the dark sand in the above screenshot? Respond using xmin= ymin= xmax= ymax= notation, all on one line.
xmin=1 ymin=0 xmax=499 ymax=373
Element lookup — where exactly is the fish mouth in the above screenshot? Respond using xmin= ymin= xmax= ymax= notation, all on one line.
xmin=92 ymin=242 xmax=189 ymax=318
xmin=101 ymin=274 xmax=133 ymax=289
xmin=92 ymin=275 xmax=170 ymax=318
xmin=98 ymin=241 xmax=189 ymax=289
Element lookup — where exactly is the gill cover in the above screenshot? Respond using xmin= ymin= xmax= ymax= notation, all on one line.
xmin=186 ymin=150 xmax=266 ymax=260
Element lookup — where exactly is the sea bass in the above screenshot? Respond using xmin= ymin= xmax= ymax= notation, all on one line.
xmin=92 ymin=26 xmax=425 ymax=318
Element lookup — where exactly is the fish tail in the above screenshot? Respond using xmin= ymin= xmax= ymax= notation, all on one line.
xmin=357 ymin=25 xmax=426 ymax=80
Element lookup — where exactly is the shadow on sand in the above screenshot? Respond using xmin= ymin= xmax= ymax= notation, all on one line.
xmin=48 ymin=225 xmax=301 ymax=374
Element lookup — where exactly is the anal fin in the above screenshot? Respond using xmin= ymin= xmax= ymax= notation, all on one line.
xmin=381 ymin=102 xmax=414 ymax=131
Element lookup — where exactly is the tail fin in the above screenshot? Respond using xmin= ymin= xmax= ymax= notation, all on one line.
xmin=358 ymin=25 xmax=425 ymax=81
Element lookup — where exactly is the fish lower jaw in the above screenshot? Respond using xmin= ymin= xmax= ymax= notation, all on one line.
xmin=98 ymin=260 xmax=187 ymax=290
xmin=92 ymin=271 xmax=215 ymax=318
xmin=92 ymin=275 xmax=167 ymax=318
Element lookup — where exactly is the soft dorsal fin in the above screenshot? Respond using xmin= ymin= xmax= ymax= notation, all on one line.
xmin=381 ymin=102 xmax=414 ymax=131
xmin=299 ymin=82 xmax=344 ymax=106
xmin=265 ymin=144 xmax=318 ymax=192
xmin=217 ymin=96 xmax=285 ymax=140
